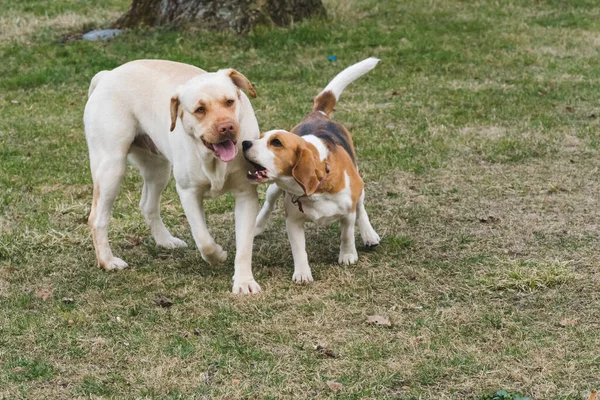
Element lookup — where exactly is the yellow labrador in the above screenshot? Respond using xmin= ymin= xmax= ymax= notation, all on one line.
xmin=84 ymin=60 xmax=261 ymax=294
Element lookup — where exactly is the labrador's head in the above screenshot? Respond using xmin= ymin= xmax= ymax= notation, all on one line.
xmin=170 ymin=69 xmax=256 ymax=162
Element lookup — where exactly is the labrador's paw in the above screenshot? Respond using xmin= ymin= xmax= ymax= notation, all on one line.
xmin=201 ymin=244 xmax=227 ymax=266
xmin=292 ymin=269 xmax=313 ymax=284
xmin=156 ymin=236 xmax=187 ymax=249
xmin=101 ymin=257 xmax=129 ymax=271
xmin=232 ymin=278 xmax=261 ymax=295
xmin=338 ymin=251 xmax=358 ymax=265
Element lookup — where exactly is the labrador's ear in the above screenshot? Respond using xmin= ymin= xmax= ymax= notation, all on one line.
xmin=292 ymin=148 xmax=319 ymax=196
xmin=222 ymin=68 xmax=257 ymax=98
xmin=170 ymin=94 xmax=181 ymax=132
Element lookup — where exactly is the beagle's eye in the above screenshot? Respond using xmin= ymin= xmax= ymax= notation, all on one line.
xmin=269 ymin=138 xmax=283 ymax=147
xmin=195 ymin=106 xmax=206 ymax=114
xmin=226 ymin=99 xmax=235 ymax=106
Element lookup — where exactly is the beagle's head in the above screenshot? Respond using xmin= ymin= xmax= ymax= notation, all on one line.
xmin=242 ymin=130 xmax=323 ymax=196
xmin=170 ymin=69 xmax=256 ymax=163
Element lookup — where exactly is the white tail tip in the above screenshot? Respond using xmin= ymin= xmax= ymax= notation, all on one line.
xmin=322 ymin=57 xmax=380 ymax=101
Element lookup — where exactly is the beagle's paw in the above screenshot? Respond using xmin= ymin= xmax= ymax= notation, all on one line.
xmin=360 ymin=228 xmax=381 ymax=247
xmin=232 ymin=278 xmax=261 ymax=295
xmin=201 ymin=244 xmax=227 ymax=266
xmin=101 ymin=257 xmax=129 ymax=271
xmin=156 ymin=236 xmax=187 ymax=249
xmin=292 ymin=269 xmax=313 ymax=284
xmin=338 ymin=251 xmax=358 ymax=265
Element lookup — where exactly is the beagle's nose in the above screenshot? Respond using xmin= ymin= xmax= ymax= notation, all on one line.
xmin=242 ymin=140 xmax=253 ymax=152
xmin=217 ymin=121 xmax=236 ymax=135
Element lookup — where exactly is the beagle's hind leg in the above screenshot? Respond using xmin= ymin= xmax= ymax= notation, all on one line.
xmin=357 ymin=190 xmax=380 ymax=247
xmin=338 ymin=212 xmax=359 ymax=265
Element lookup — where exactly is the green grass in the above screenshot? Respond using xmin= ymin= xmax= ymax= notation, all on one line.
xmin=1 ymin=0 xmax=600 ymax=398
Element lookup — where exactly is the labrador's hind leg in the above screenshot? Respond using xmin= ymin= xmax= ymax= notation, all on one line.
xmin=129 ymin=147 xmax=186 ymax=249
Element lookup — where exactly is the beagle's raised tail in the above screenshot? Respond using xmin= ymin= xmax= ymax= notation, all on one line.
xmin=313 ymin=57 xmax=380 ymax=115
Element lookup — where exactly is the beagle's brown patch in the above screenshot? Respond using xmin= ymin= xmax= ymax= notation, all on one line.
xmin=268 ymin=132 xmax=325 ymax=179
xmin=313 ymin=90 xmax=336 ymax=116
xmin=292 ymin=112 xmax=357 ymax=165
xmin=319 ymin=144 xmax=364 ymax=211
xmin=290 ymin=110 xmax=364 ymax=210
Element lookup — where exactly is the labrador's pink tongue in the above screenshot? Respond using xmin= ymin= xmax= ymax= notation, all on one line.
xmin=213 ymin=140 xmax=237 ymax=162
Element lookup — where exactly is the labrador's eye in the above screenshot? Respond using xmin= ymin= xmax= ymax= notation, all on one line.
xmin=226 ymin=99 xmax=235 ymax=106
xmin=270 ymin=138 xmax=283 ymax=147
xmin=196 ymin=106 xmax=205 ymax=113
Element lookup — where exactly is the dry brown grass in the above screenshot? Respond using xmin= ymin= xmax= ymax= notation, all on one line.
xmin=1 ymin=0 xmax=600 ymax=398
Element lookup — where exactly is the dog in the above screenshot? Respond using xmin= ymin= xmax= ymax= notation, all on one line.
xmin=84 ymin=60 xmax=262 ymax=294
xmin=242 ymin=57 xmax=381 ymax=283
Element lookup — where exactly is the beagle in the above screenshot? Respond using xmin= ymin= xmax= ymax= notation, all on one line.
xmin=242 ymin=58 xmax=381 ymax=283
xmin=84 ymin=60 xmax=262 ymax=294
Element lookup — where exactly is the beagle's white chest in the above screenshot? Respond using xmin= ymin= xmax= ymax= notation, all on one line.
xmin=285 ymin=185 xmax=353 ymax=226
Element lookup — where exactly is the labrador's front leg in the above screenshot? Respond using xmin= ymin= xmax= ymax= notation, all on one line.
xmin=177 ymin=185 xmax=227 ymax=265
xmin=232 ymin=187 xmax=261 ymax=294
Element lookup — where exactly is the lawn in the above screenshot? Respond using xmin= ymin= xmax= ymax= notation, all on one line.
xmin=1 ymin=0 xmax=600 ymax=398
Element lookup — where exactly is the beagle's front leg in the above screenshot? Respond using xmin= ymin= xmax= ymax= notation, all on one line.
xmin=255 ymin=184 xmax=282 ymax=235
xmin=231 ymin=187 xmax=261 ymax=294
xmin=284 ymin=199 xmax=313 ymax=283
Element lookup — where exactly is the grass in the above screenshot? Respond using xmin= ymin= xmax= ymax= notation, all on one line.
xmin=1 ymin=0 xmax=600 ymax=398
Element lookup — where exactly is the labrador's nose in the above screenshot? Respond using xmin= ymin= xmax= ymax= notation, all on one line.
xmin=217 ymin=121 xmax=236 ymax=135
xmin=242 ymin=140 xmax=253 ymax=152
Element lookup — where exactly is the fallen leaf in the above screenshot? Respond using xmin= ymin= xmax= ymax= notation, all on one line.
xmin=61 ymin=297 xmax=74 ymax=304
xmin=392 ymin=91 xmax=399 ymax=96
xmin=68 ymin=319 xmax=74 ymax=325
xmin=366 ymin=315 xmax=392 ymax=327
xmin=565 ymin=106 xmax=575 ymax=113
xmin=232 ymin=379 xmax=240 ymax=385
xmin=155 ymin=295 xmax=174 ymax=308
xmin=402 ymin=386 xmax=410 ymax=390
xmin=560 ymin=318 xmax=577 ymax=327
xmin=35 ymin=288 xmax=52 ymax=301
xmin=127 ymin=235 xmax=143 ymax=246
xmin=589 ymin=114 xmax=597 ymax=119
xmin=314 ymin=344 xmax=337 ymax=358
xmin=326 ymin=380 xmax=344 ymax=392
xmin=193 ymin=328 xmax=201 ymax=336
xmin=10 ymin=100 xmax=19 ymax=104
xmin=479 ymin=215 xmax=500 ymax=223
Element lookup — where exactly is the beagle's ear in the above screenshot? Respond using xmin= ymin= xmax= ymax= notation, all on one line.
xmin=292 ymin=148 xmax=319 ymax=196
xmin=169 ymin=94 xmax=181 ymax=132
xmin=222 ymin=68 xmax=257 ymax=98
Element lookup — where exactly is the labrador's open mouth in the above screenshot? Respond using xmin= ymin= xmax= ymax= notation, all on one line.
xmin=202 ymin=138 xmax=237 ymax=162
xmin=247 ymin=161 xmax=269 ymax=183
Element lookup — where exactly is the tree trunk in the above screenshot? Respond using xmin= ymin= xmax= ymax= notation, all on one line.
xmin=115 ymin=0 xmax=326 ymax=33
